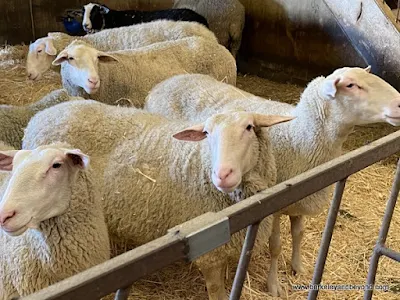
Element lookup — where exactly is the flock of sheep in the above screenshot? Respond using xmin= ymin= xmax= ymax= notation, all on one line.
xmin=1 ymin=1 xmax=400 ymax=300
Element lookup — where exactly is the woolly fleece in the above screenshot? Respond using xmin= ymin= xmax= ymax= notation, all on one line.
xmin=0 ymin=142 xmax=110 ymax=299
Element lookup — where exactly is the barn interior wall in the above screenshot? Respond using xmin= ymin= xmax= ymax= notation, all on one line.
xmin=0 ymin=0 xmax=367 ymax=83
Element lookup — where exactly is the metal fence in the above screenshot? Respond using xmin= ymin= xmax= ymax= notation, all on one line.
xmin=14 ymin=127 xmax=400 ymax=300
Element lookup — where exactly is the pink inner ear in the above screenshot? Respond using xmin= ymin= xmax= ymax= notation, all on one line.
xmin=0 ymin=154 xmax=13 ymax=171
xmin=173 ymin=130 xmax=206 ymax=141
xmin=66 ymin=153 xmax=85 ymax=168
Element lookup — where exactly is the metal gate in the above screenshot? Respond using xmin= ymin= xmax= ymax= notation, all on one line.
xmin=17 ymin=125 xmax=400 ymax=300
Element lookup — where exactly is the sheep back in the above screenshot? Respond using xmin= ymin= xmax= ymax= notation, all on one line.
xmin=62 ymin=37 xmax=236 ymax=107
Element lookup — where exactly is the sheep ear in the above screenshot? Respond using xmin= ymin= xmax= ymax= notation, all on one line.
xmin=64 ymin=149 xmax=90 ymax=169
xmin=52 ymin=50 xmax=68 ymax=65
xmin=100 ymin=5 xmax=110 ymax=14
xmin=320 ymin=77 xmax=341 ymax=99
xmin=0 ymin=150 xmax=19 ymax=172
xmin=173 ymin=124 xmax=207 ymax=141
xmin=98 ymin=52 xmax=119 ymax=63
xmin=253 ymin=114 xmax=294 ymax=127
xmin=44 ymin=40 xmax=57 ymax=56
xmin=364 ymin=65 xmax=371 ymax=73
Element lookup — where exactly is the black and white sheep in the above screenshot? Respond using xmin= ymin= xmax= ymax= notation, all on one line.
xmin=82 ymin=2 xmax=209 ymax=33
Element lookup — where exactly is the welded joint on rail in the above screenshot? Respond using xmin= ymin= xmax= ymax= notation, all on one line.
xmin=168 ymin=212 xmax=231 ymax=261
xmin=375 ymin=243 xmax=400 ymax=262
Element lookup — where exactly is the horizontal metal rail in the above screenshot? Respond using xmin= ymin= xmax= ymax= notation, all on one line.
xmin=21 ymin=129 xmax=400 ymax=300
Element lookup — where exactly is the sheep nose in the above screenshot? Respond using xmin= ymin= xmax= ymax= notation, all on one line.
xmin=88 ymin=78 xmax=98 ymax=85
xmin=215 ymin=167 xmax=233 ymax=180
xmin=0 ymin=210 xmax=16 ymax=225
xmin=83 ymin=23 xmax=91 ymax=30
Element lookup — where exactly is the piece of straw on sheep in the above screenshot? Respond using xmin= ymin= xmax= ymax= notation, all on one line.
xmin=22 ymin=99 xmax=293 ymax=300
xmin=144 ymin=67 xmax=400 ymax=296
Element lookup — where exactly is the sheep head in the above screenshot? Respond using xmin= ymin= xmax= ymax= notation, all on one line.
xmin=0 ymin=144 xmax=89 ymax=236
xmin=173 ymin=111 xmax=293 ymax=193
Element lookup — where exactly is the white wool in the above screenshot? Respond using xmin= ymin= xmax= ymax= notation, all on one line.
xmin=144 ymin=71 xmax=400 ymax=296
xmin=26 ymin=19 xmax=218 ymax=79
xmin=57 ymin=37 xmax=236 ymax=108
xmin=0 ymin=142 xmax=110 ymax=299
xmin=22 ymin=99 xmax=286 ymax=299
xmin=0 ymin=89 xmax=81 ymax=149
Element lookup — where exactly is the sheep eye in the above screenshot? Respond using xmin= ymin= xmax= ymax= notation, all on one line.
xmin=246 ymin=124 xmax=253 ymax=131
xmin=52 ymin=163 xmax=62 ymax=168
xmin=68 ymin=57 xmax=74 ymax=61
xmin=37 ymin=49 xmax=42 ymax=53
xmin=346 ymin=83 xmax=354 ymax=88
xmin=203 ymin=131 xmax=209 ymax=135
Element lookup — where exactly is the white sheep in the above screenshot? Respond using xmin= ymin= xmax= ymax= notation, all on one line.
xmin=173 ymin=0 xmax=245 ymax=58
xmin=52 ymin=38 xmax=236 ymax=107
xmin=144 ymin=68 xmax=400 ymax=296
xmin=0 ymin=142 xmax=110 ymax=299
xmin=22 ymin=99 xmax=293 ymax=300
xmin=26 ymin=19 xmax=218 ymax=80
xmin=0 ymin=89 xmax=82 ymax=149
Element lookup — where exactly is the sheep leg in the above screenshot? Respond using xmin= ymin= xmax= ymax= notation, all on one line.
xmin=198 ymin=256 xmax=228 ymax=300
xmin=267 ymin=214 xmax=283 ymax=297
xmin=290 ymin=215 xmax=305 ymax=275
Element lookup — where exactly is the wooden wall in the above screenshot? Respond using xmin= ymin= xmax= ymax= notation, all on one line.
xmin=0 ymin=0 xmax=172 ymax=44
xmin=32 ymin=0 xmax=173 ymax=39
xmin=237 ymin=0 xmax=366 ymax=82
xmin=1 ymin=0 xmax=393 ymax=83
xmin=0 ymin=0 xmax=33 ymax=45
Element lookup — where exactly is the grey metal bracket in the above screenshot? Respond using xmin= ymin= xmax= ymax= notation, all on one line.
xmin=168 ymin=212 xmax=231 ymax=261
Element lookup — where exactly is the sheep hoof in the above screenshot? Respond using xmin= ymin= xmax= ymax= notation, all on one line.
xmin=267 ymin=281 xmax=283 ymax=297
xmin=291 ymin=262 xmax=305 ymax=275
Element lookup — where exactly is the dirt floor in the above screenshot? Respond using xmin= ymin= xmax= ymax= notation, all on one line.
xmin=1 ymin=45 xmax=399 ymax=300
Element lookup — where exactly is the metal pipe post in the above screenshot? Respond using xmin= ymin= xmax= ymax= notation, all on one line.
xmin=307 ymin=178 xmax=347 ymax=300
xmin=114 ymin=285 xmax=132 ymax=300
xmin=229 ymin=222 xmax=260 ymax=300
xmin=364 ymin=159 xmax=400 ymax=300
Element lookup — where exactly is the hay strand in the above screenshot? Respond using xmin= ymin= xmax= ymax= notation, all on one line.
xmin=1 ymin=44 xmax=399 ymax=300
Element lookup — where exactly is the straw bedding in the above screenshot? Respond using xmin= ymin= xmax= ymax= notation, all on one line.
xmin=1 ymin=44 xmax=399 ymax=299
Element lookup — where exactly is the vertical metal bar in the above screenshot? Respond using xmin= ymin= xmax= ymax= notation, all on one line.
xmin=307 ymin=178 xmax=347 ymax=300
xmin=114 ymin=285 xmax=132 ymax=300
xmin=364 ymin=159 xmax=400 ymax=300
xmin=29 ymin=0 xmax=36 ymax=40
xmin=229 ymin=222 xmax=260 ymax=300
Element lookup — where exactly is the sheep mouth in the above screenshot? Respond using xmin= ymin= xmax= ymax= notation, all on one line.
xmin=385 ymin=115 xmax=400 ymax=120
xmin=85 ymin=86 xmax=99 ymax=94
xmin=2 ymin=217 xmax=33 ymax=236
xmin=3 ymin=225 xmax=28 ymax=236
xmin=86 ymin=29 xmax=99 ymax=34
xmin=215 ymin=182 xmax=240 ymax=193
